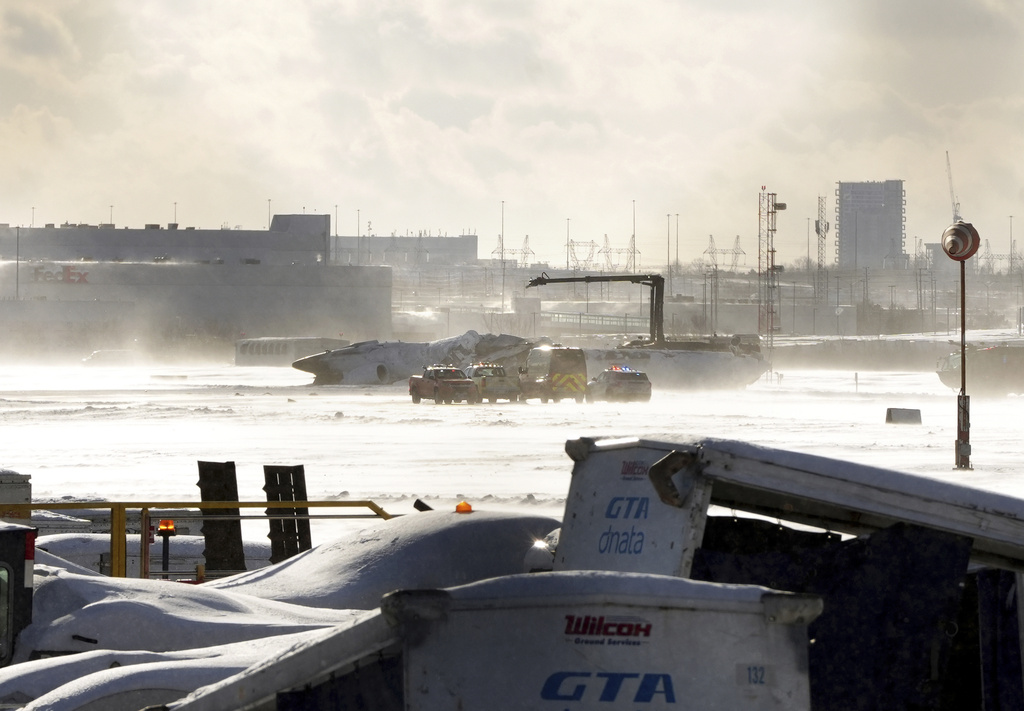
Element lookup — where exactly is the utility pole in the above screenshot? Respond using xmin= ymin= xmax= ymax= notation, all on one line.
xmin=667 ymin=214 xmax=672 ymax=296
xmin=565 ymin=218 xmax=570 ymax=271
xmin=500 ymin=200 xmax=505 ymax=313
xmin=675 ymin=214 xmax=679 ymax=269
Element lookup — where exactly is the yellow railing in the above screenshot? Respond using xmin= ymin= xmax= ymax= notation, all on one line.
xmin=1 ymin=500 xmax=393 ymax=578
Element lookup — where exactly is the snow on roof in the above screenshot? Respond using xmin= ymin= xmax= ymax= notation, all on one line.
xmin=0 ymin=630 xmax=328 ymax=710
xmin=206 ymin=509 xmax=561 ymax=609
xmin=0 ymin=508 xmax=560 ymax=708
xmin=17 ymin=564 xmax=356 ymax=664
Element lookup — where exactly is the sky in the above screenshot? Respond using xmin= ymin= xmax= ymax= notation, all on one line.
xmin=1 ymin=1 xmax=1023 ymax=268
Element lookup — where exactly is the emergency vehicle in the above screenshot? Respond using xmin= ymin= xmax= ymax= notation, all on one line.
xmin=517 ymin=345 xmax=588 ymax=403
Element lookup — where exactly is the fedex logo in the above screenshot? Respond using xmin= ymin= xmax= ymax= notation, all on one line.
xmin=541 ymin=671 xmax=676 ymax=703
xmin=32 ymin=266 xmax=89 ymax=284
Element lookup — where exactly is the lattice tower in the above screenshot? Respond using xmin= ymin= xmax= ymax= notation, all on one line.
xmin=815 ymin=195 xmax=829 ymax=301
xmin=570 ymin=240 xmax=597 ymax=270
xmin=758 ymin=190 xmax=780 ymax=351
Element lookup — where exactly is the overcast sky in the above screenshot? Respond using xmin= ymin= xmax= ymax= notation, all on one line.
xmin=1 ymin=1 xmax=1022 ymax=268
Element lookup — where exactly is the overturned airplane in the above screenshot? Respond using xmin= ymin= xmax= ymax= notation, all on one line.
xmin=291 ymin=328 xmax=769 ymax=389
xmin=290 ymin=331 xmax=534 ymax=385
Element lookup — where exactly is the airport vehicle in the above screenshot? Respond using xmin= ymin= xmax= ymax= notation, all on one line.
xmin=585 ymin=365 xmax=652 ymax=402
xmin=408 ymin=366 xmax=478 ymax=404
xmin=463 ymin=363 xmax=520 ymax=403
xmin=517 ymin=345 xmax=587 ymax=403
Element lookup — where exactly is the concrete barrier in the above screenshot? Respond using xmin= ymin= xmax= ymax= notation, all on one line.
xmin=885 ymin=408 xmax=922 ymax=425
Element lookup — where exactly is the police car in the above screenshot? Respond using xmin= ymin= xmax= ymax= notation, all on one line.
xmin=585 ymin=365 xmax=652 ymax=402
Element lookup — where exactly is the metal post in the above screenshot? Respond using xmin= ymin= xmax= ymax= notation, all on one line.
xmin=161 ymin=533 xmax=170 ymax=579
xmin=140 ymin=508 xmax=150 ymax=579
xmin=157 ymin=519 xmax=176 ymax=580
xmin=956 ymin=260 xmax=971 ymax=469
xmin=941 ymin=220 xmax=978 ymax=469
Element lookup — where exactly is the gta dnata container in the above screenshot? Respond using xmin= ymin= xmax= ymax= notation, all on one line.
xmin=172 ymin=571 xmax=821 ymax=710
xmin=386 ymin=571 xmax=821 ymax=710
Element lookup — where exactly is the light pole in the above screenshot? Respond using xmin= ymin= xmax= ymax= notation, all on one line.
xmin=500 ymin=200 xmax=505 ymax=313
xmin=941 ymin=220 xmax=980 ymax=470
xmin=666 ymin=214 xmax=672 ymax=297
xmin=675 ymin=214 xmax=679 ymax=269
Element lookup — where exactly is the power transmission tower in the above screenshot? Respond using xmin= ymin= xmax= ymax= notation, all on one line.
xmin=703 ymin=235 xmax=720 ymax=269
xmin=569 ymin=240 xmax=597 ymax=270
xmin=625 ymin=235 xmax=638 ymax=272
xmin=703 ymin=235 xmax=743 ymax=270
xmin=728 ymin=236 xmax=745 ymax=271
xmin=599 ymin=235 xmax=618 ymax=271
xmin=518 ymin=235 xmax=535 ymax=266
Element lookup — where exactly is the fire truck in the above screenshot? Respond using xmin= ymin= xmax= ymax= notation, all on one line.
xmin=518 ymin=345 xmax=588 ymax=403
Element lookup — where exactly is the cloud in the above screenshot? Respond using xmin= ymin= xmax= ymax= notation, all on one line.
xmin=0 ymin=0 xmax=1021 ymax=264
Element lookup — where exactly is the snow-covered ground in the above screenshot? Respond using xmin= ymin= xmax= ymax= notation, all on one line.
xmin=2 ymin=361 xmax=1021 ymax=510
xmin=0 ymin=360 xmax=1021 ymax=708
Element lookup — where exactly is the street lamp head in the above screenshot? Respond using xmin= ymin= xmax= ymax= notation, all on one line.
xmin=942 ymin=221 xmax=980 ymax=261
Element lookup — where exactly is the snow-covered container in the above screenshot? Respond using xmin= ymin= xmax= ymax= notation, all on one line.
xmin=389 ymin=572 xmax=821 ymax=710
xmin=171 ymin=571 xmax=822 ymax=710
xmin=550 ymin=436 xmax=1024 ymax=710
xmin=554 ymin=438 xmax=700 ymax=575
xmin=0 ymin=471 xmax=30 ymax=526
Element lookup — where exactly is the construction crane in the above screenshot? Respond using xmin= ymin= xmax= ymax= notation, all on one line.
xmin=946 ymin=151 xmax=962 ymax=222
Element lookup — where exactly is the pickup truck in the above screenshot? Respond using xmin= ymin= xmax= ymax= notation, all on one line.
xmin=409 ymin=366 xmax=479 ymax=404
xmin=464 ymin=363 xmax=520 ymax=403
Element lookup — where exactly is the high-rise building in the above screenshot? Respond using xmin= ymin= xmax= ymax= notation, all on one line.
xmin=834 ymin=180 xmax=907 ymax=269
